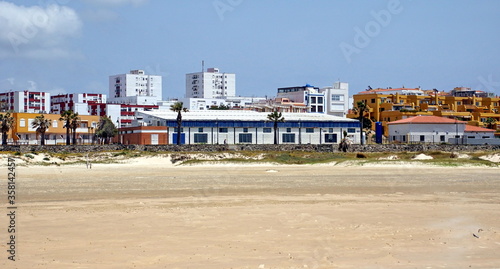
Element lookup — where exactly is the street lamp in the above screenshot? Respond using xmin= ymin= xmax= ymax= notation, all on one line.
xmin=298 ymin=118 xmax=301 ymax=144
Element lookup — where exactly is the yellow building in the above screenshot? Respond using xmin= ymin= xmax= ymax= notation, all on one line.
xmin=347 ymin=87 xmax=500 ymax=136
xmin=1 ymin=112 xmax=100 ymax=145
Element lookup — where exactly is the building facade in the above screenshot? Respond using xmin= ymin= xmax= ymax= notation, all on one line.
xmin=1 ymin=112 xmax=100 ymax=145
xmin=133 ymin=110 xmax=360 ymax=145
xmin=321 ymin=82 xmax=350 ymax=117
xmin=0 ymin=91 xmax=50 ymax=113
xmin=185 ymin=67 xmax=236 ymax=99
xmin=348 ymin=87 xmax=500 ymax=136
xmin=51 ymin=93 xmax=107 ymax=115
xmin=108 ymin=69 xmax=162 ymax=105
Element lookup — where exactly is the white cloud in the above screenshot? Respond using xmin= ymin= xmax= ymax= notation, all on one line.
xmin=0 ymin=1 xmax=82 ymax=59
xmin=83 ymin=0 xmax=148 ymax=7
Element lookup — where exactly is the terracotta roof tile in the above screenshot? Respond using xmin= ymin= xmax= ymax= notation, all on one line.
xmin=465 ymin=125 xmax=495 ymax=132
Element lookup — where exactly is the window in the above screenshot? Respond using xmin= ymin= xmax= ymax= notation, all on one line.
xmin=318 ymin=106 xmax=324 ymax=113
xmin=420 ymin=135 xmax=425 ymax=142
xmin=371 ymin=99 xmax=376 ymax=103
xmin=243 ymin=128 xmax=248 ymax=133
xmin=263 ymin=128 xmax=272 ymax=133
xmin=174 ymin=128 xmax=184 ymax=133
xmin=282 ymin=133 xmax=295 ymax=143
xmin=440 ymin=135 xmax=445 ymax=142
xmin=317 ymin=97 xmax=323 ymax=103
xmin=286 ymin=128 xmax=292 ymax=133
xmin=219 ymin=128 xmax=228 ymax=133
xmin=329 ymin=128 xmax=334 ymax=133
xmin=311 ymin=97 xmax=316 ymax=103
xmin=198 ymin=128 xmax=204 ymax=133
xmin=20 ymin=118 xmax=26 ymax=127
xmin=239 ymin=133 xmax=252 ymax=143
xmin=392 ymin=136 xmax=396 ymax=141
xmin=324 ymin=134 xmax=337 ymax=143
xmin=194 ymin=133 xmax=208 ymax=143
xmin=306 ymin=128 xmax=314 ymax=133
xmin=347 ymin=128 xmax=356 ymax=133
xmin=331 ymin=95 xmax=344 ymax=101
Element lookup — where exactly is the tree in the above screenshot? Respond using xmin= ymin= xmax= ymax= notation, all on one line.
xmin=32 ymin=114 xmax=50 ymax=146
xmin=96 ymin=116 xmax=117 ymax=144
xmin=170 ymin=102 xmax=188 ymax=145
xmin=485 ymin=117 xmax=497 ymax=130
xmin=0 ymin=112 xmax=15 ymax=145
xmin=59 ymin=110 xmax=78 ymax=145
xmin=70 ymin=112 xmax=80 ymax=145
xmin=353 ymin=101 xmax=370 ymax=145
xmin=267 ymin=110 xmax=285 ymax=145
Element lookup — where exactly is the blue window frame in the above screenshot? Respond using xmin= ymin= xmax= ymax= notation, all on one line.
xmin=282 ymin=133 xmax=295 ymax=143
xmin=239 ymin=133 xmax=252 ymax=143
xmin=194 ymin=133 xmax=208 ymax=143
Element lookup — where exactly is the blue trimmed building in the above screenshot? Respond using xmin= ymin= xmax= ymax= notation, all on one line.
xmin=133 ymin=110 xmax=361 ymax=145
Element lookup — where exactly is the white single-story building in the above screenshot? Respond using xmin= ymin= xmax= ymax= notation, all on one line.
xmin=387 ymin=115 xmax=499 ymax=144
xmin=133 ymin=110 xmax=361 ymax=145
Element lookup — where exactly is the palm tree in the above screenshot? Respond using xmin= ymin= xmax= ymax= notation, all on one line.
xmin=70 ymin=112 xmax=80 ymax=145
xmin=32 ymin=114 xmax=50 ymax=146
xmin=0 ymin=112 xmax=15 ymax=145
xmin=59 ymin=110 xmax=77 ymax=145
xmin=170 ymin=102 xmax=188 ymax=145
xmin=353 ymin=101 xmax=369 ymax=145
xmin=267 ymin=110 xmax=285 ymax=144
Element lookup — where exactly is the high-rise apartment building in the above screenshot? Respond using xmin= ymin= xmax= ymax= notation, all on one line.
xmin=185 ymin=67 xmax=236 ymax=99
xmin=108 ymin=70 xmax=162 ymax=105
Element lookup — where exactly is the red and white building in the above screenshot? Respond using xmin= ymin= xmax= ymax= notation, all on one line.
xmin=0 ymin=90 xmax=50 ymax=113
xmin=51 ymin=93 xmax=107 ymax=115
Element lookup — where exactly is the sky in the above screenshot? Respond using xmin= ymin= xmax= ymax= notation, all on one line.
xmin=1 ymin=0 xmax=499 ymax=100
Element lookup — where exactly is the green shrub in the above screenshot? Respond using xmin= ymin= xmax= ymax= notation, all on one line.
xmin=24 ymin=154 xmax=34 ymax=159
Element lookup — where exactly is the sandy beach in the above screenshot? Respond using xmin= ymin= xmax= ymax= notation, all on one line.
xmin=1 ymin=156 xmax=500 ymax=269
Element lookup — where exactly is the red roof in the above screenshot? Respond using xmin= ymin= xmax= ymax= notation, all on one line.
xmin=387 ymin=115 xmax=466 ymax=125
xmin=465 ymin=125 xmax=495 ymax=132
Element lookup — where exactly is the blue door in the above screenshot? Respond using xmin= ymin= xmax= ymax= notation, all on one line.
xmin=172 ymin=133 xmax=186 ymax=144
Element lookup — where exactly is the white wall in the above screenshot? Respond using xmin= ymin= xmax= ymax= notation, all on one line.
xmin=388 ymin=123 xmax=466 ymax=143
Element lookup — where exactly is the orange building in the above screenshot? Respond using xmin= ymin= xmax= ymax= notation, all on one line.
xmin=347 ymin=87 xmax=500 ymax=136
xmin=1 ymin=112 xmax=100 ymax=145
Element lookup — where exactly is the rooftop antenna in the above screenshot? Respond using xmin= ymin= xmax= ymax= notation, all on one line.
xmin=201 ymin=60 xmax=204 ymax=73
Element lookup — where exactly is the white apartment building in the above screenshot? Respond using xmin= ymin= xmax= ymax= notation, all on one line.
xmin=321 ymin=82 xmax=349 ymax=117
xmin=108 ymin=69 xmax=162 ymax=105
xmin=185 ymin=67 xmax=236 ymax=99
xmin=277 ymin=84 xmax=325 ymax=113
xmin=0 ymin=90 xmax=50 ymax=113
xmin=276 ymin=83 xmax=350 ymax=116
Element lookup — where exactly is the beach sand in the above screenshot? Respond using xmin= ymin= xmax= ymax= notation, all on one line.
xmin=1 ymin=157 xmax=500 ymax=268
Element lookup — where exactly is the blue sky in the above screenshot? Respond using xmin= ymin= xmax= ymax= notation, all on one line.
xmin=1 ymin=0 xmax=499 ymax=99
